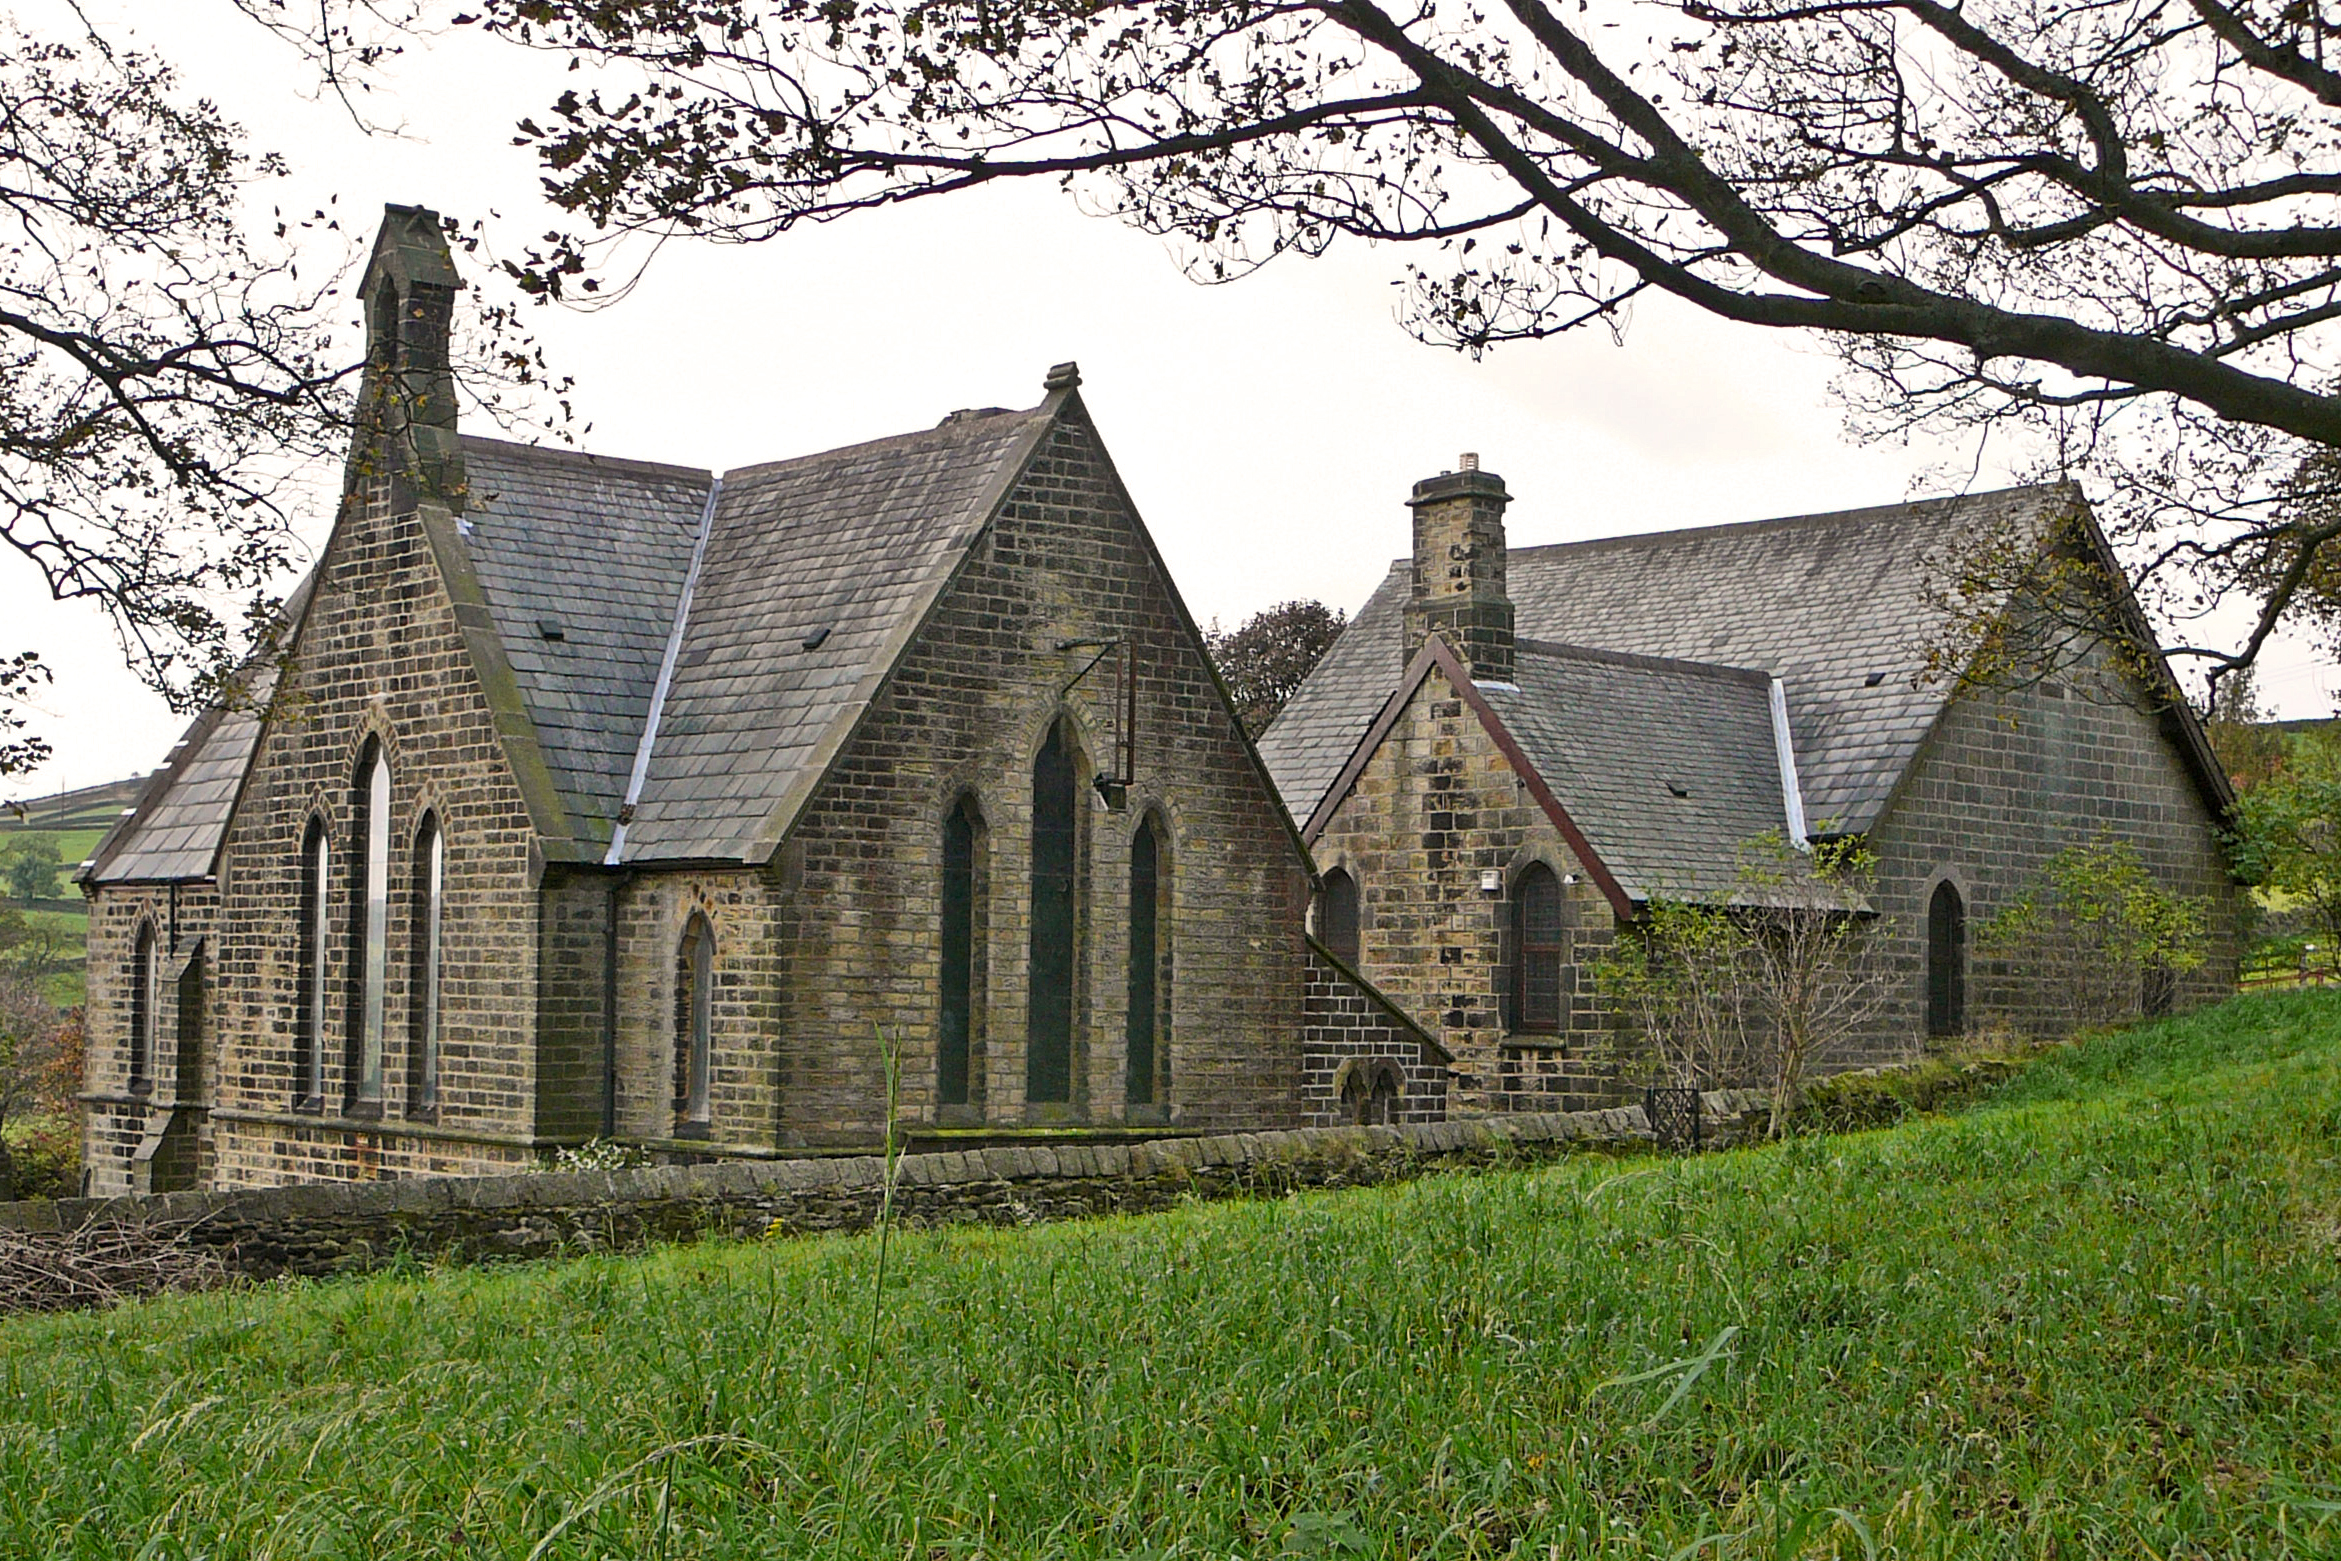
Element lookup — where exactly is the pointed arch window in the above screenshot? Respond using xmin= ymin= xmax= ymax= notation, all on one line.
xmin=1028 ymin=720 xmax=1078 ymax=1105
xmin=350 ymin=740 xmax=391 ymax=1109
xmin=1927 ymin=880 xmax=1966 ymax=1038
xmin=1127 ymin=814 xmax=1168 ymax=1106
xmin=410 ymin=812 xmax=444 ymax=1116
xmin=940 ymin=796 xmax=981 ymax=1108
xmin=1320 ymin=868 xmax=1360 ymax=965
xmin=127 ymin=921 xmax=157 ymax=1097
xmin=674 ymin=914 xmax=714 ymax=1133
xmin=296 ymin=816 xmax=329 ymax=1110
xmin=1512 ymin=864 xmax=1565 ymax=1034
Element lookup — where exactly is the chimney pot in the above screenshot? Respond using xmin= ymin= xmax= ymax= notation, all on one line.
xmin=1460 ymin=452 xmax=1480 ymax=471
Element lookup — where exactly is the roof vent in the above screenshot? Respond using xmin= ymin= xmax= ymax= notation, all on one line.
xmin=801 ymin=626 xmax=832 ymax=651
xmin=1665 ymin=779 xmax=1690 ymax=798
xmin=537 ymin=617 xmax=566 ymax=642
xmin=1864 ymin=671 xmax=1886 ymax=687
xmin=939 ymin=407 xmax=1012 ymax=426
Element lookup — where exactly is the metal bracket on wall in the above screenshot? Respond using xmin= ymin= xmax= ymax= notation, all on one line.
xmin=1056 ymin=637 xmax=1137 ymax=809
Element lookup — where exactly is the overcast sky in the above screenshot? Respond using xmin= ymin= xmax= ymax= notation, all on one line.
xmin=11 ymin=0 xmax=2333 ymax=800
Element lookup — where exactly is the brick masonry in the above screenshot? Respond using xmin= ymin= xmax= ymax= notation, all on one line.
xmin=1309 ymin=665 xmax=1622 ymax=1113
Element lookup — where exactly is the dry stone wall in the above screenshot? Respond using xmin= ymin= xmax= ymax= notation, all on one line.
xmin=5 ymin=1101 xmax=1772 ymax=1283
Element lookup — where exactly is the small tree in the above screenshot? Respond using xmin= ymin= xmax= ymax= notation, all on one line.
xmin=1598 ymin=832 xmax=1886 ymax=1136
xmin=2203 ymin=669 xmax=2288 ymax=796
xmin=1592 ymin=899 xmax=1751 ymax=1093
xmin=1733 ymin=834 xmax=1890 ymax=1138
xmin=0 ymin=971 xmax=65 ymax=1200
xmin=3 ymin=840 xmax=60 ymax=904
xmin=1980 ymin=836 xmax=2212 ymax=1032
xmin=2231 ymin=730 xmax=2341 ymax=964
xmin=1205 ymin=601 xmax=1346 ymax=738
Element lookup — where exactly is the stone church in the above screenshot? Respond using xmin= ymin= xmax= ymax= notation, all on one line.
xmin=1257 ymin=460 xmax=2241 ymax=1113
xmin=75 ymin=206 xmax=1435 ymax=1194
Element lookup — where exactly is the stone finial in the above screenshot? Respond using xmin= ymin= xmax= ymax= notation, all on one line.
xmin=1403 ymin=461 xmax=1515 ymax=684
xmin=1044 ymin=361 xmax=1082 ymax=392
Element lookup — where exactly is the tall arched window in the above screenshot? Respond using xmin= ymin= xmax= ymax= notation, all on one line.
xmin=127 ymin=922 xmax=156 ymax=1097
xmin=1127 ymin=814 xmax=1167 ymax=1106
xmin=1927 ymin=880 xmax=1966 ymax=1037
xmin=297 ymin=815 xmax=330 ymax=1110
xmin=410 ymin=812 xmax=444 ymax=1116
xmin=1028 ymin=720 xmax=1078 ymax=1105
xmin=1513 ymin=864 xmax=1565 ymax=1033
xmin=349 ymin=740 xmax=391 ymax=1108
xmin=940 ymin=796 xmax=979 ymax=1108
xmin=674 ymin=913 xmax=714 ymax=1132
xmin=1320 ymin=868 xmax=1360 ymax=965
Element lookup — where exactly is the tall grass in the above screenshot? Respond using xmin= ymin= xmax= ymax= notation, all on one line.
xmin=2 ymin=991 xmax=2338 ymax=1557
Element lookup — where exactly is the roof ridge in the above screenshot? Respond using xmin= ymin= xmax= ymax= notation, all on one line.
xmin=1512 ymin=637 xmax=1771 ymax=685
xmin=718 ymin=404 xmax=1047 ymax=485
xmin=460 ymin=433 xmax=714 ymax=485
xmin=1507 ymin=480 xmax=2072 ymax=560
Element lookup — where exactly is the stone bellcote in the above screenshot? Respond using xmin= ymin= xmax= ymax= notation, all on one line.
xmin=349 ymin=203 xmax=466 ymax=511
xmin=1403 ymin=455 xmax=1514 ymax=684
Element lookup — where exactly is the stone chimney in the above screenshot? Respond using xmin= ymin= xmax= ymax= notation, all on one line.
xmin=1403 ymin=453 xmax=1514 ymax=684
xmin=350 ymin=204 xmax=465 ymax=510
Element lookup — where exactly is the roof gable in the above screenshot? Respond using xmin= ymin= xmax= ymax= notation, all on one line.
xmin=616 ymin=402 xmax=1058 ymax=862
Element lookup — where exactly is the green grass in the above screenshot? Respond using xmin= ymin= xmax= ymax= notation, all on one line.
xmin=4 ymin=993 xmax=2340 ymax=1558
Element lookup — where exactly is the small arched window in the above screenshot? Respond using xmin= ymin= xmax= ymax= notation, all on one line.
xmin=1127 ymin=814 xmax=1167 ymax=1106
xmin=940 ymin=796 xmax=980 ymax=1108
xmin=127 ymin=921 xmax=156 ymax=1096
xmin=350 ymin=740 xmax=391 ymax=1108
xmin=1926 ymin=880 xmax=1966 ymax=1038
xmin=297 ymin=815 xmax=330 ymax=1110
xmin=1513 ymin=864 xmax=1565 ymax=1034
xmin=674 ymin=913 xmax=715 ymax=1132
xmin=1028 ymin=720 xmax=1078 ymax=1106
xmin=410 ymin=812 xmax=444 ymax=1116
xmin=1320 ymin=868 xmax=1360 ymax=965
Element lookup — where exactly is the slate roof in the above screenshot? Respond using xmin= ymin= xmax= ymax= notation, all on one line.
xmin=1479 ymin=642 xmax=1800 ymax=904
xmin=619 ymin=408 xmax=1053 ymax=862
xmin=459 ymin=438 xmax=711 ymax=835
xmin=1260 ymin=484 xmax=2076 ymax=836
xmin=91 ymin=397 xmax=1065 ymax=881
xmin=84 ymin=575 xmax=316 ymax=885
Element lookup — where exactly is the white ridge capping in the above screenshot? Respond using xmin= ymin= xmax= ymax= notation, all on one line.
xmin=1768 ymin=675 xmax=1812 ymax=850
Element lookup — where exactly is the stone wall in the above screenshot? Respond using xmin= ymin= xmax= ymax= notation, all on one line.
xmin=1298 ymin=940 xmax=1451 ymax=1126
xmin=199 ymin=458 xmax=550 ymax=1189
xmin=1863 ymin=627 xmax=2239 ymax=1054
xmin=1309 ymin=664 xmax=1621 ymax=1112
xmin=6 ymin=1099 xmax=1776 ymax=1285
xmin=665 ymin=405 xmax=1312 ymax=1151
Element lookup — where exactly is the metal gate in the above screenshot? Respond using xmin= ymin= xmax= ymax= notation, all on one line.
xmin=1645 ymin=1086 xmax=1703 ymax=1152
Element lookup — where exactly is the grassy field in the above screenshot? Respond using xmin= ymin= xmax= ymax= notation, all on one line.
xmin=2 ymin=994 xmax=2338 ymax=1558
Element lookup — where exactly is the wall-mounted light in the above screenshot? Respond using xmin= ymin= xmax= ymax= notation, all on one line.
xmin=1562 ymin=872 xmax=1580 ymax=886
xmin=1478 ymin=868 xmax=1503 ymax=894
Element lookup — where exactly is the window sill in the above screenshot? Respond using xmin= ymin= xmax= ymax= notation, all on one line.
xmin=1500 ymin=1034 xmax=1568 ymax=1051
